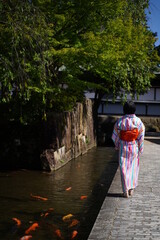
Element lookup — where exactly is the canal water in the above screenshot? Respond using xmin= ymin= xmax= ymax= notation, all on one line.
xmin=0 ymin=147 xmax=118 ymax=240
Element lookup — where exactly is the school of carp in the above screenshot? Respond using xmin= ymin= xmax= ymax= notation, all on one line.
xmin=11 ymin=188 xmax=87 ymax=239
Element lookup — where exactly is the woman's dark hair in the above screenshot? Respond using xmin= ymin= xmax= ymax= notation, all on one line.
xmin=123 ymin=101 xmax=136 ymax=114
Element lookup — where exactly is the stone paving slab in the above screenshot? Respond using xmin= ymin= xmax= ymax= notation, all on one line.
xmin=88 ymin=138 xmax=160 ymax=240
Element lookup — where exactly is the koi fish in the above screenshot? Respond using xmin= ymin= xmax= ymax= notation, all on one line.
xmin=55 ymin=229 xmax=63 ymax=239
xmin=48 ymin=208 xmax=54 ymax=211
xmin=20 ymin=236 xmax=32 ymax=240
xmin=44 ymin=212 xmax=49 ymax=217
xmin=62 ymin=214 xmax=73 ymax=222
xmin=12 ymin=217 xmax=21 ymax=227
xmin=41 ymin=212 xmax=49 ymax=217
xmin=80 ymin=195 xmax=87 ymax=200
xmin=30 ymin=193 xmax=48 ymax=201
xmin=68 ymin=219 xmax=79 ymax=228
xmin=25 ymin=222 xmax=39 ymax=234
xmin=71 ymin=230 xmax=78 ymax=239
xmin=66 ymin=187 xmax=72 ymax=191
xmin=41 ymin=207 xmax=54 ymax=217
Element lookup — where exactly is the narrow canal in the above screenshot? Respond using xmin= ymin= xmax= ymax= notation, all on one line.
xmin=0 ymin=147 xmax=118 ymax=240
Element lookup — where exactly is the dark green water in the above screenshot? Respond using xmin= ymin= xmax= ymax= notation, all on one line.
xmin=0 ymin=147 xmax=118 ymax=240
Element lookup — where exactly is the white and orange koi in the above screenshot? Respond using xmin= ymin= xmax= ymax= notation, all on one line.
xmin=12 ymin=217 xmax=21 ymax=227
xmin=20 ymin=235 xmax=32 ymax=240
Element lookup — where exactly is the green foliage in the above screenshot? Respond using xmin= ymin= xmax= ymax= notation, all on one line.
xmin=0 ymin=0 xmax=159 ymax=123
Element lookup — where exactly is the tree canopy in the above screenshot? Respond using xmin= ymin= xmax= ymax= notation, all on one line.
xmin=0 ymin=0 xmax=159 ymax=123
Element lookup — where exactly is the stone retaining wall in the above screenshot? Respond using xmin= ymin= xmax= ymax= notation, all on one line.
xmin=40 ymin=99 xmax=96 ymax=171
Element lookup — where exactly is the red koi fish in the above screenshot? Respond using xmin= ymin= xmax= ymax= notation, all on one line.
xmin=12 ymin=217 xmax=21 ymax=227
xmin=30 ymin=193 xmax=48 ymax=201
xmin=71 ymin=230 xmax=78 ymax=239
xmin=55 ymin=229 xmax=63 ymax=239
xmin=25 ymin=222 xmax=39 ymax=234
xmin=20 ymin=236 xmax=32 ymax=240
xmin=80 ymin=195 xmax=87 ymax=200
xmin=68 ymin=219 xmax=79 ymax=228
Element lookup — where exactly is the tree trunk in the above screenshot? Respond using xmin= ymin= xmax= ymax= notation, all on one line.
xmin=92 ymin=90 xmax=105 ymax=141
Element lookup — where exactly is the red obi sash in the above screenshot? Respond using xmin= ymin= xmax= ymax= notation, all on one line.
xmin=120 ymin=128 xmax=139 ymax=142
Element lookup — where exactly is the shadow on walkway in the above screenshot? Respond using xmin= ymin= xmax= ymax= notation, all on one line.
xmin=106 ymin=193 xmax=123 ymax=198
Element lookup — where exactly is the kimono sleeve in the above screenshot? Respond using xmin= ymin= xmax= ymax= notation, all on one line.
xmin=112 ymin=121 xmax=120 ymax=150
xmin=137 ymin=121 xmax=145 ymax=154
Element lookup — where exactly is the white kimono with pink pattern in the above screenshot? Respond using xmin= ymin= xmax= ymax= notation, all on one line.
xmin=112 ymin=114 xmax=145 ymax=193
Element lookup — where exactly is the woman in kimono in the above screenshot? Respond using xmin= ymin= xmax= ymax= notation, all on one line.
xmin=112 ymin=101 xmax=145 ymax=198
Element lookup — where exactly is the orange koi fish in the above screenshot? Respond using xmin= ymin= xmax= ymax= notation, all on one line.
xmin=80 ymin=195 xmax=87 ymax=200
xmin=71 ymin=230 xmax=78 ymax=239
xmin=30 ymin=193 xmax=48 ymax=201
xmin=66 ymin=187 xmax=72 ymax=191
xmin=68 ymin=219 xmax=79 ymax=228
xmin=62 ymin=214 xmax=73 ymax=222
xmin=48 ymin=208 xmax=54 ymax=211
xmin=55 ymin=229 xmax=63 ymax=239
xmin=25 ymin=222 xmax=39 ymax=234
xmin=12 ymin=217 xmax=21 ymax=227
xmin=20 ymin=236 xmax=32 ymax=240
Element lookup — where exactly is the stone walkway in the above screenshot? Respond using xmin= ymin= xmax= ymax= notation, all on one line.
xmin=88 ymin=138 xmax=160 ymax=240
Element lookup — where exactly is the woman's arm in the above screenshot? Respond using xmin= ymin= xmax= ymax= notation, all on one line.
xmin=112 ymin=122 xmax=120 ymax=150
xmin=137 ymin=121 xmax=145 ymax=154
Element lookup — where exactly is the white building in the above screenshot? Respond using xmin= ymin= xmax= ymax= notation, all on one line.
xmin=86 ymin=76 xmax=160 ymax=116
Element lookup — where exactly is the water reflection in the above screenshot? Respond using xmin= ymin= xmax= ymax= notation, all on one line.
xmin=0 ymin=147 xmax=118 ymax=240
